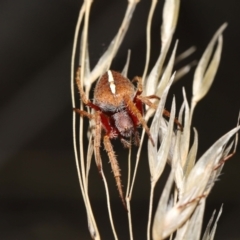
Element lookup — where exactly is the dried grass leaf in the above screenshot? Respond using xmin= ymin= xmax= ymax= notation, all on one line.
xmin=121 ymin=49 xmax=131 ymax=77
xmin=184 ymin=128 xmax=198 ymax=177
xmin=224 ymin=140 xmax=234 ymax=157
xmin=148 ymin=74 xmax=175 ymax=178
xmin=160 ymin=126 xmax=240 ymax=238
xmin=161 ymin=189 xmax=201 ymax=238
xmin=88 ymin=1 xmax=139 ymax=84
xmin=172 ymin=131 xmax=184 ymax=194
xmin=78 ymin=1 xmax=93 ymax=88
xmin=177 ymin=99 xmax=185 ymax=130
xmin=192 ymin=24 xmax=227 ymax=105
xmin=171 ymin=101 xmax=185 ymax=194
xmin=174 ymin=60 xmax=197 ymax=83
xmin=86 ymin=135 xmax=94 ymax=187
xmin=175 ymin=46 xmax=196 ymax=65
xmin=158 ymin=118 xmax=177 ymax=166
xmin=71 ymin=4 xmax=86 ymax=105
xmin=142 ymin=0 xmax=158 ymax=81
xmin=180 ymin=200 xmax=206 ymax=240
xmin=208 ymin=205 xmax=223 ymax=240
xmin=152 ymin=172 xmax=175 ymax=240
xmin=146 ymin=44 xmax=169 ymax=97
xmin=79 ymin=34 xmax=91 ymax=87
xmin=146 ymin=0 xmax=180 ymax=96
xmin=161 ymin=0 xmax=180 ymax=44
xmin=148 ymin=97 xmax=176 ymax=240
xmin=202 ymin=209 xmax=216 ymax=240
xmin=154 ymin=97 xmax=176 ymax=182
xmin=180 ymin=88 xmax=191 ymax=167
xmin=185 ymin=126 xmax=240 ymax=195
xmin=202 ymin=205 xmax=223 ymax=240
xmin=71 ymin=2 xmax=101 ymax=239
xmin=156 ymin=41 xmax=178 ymax=97
xmin=87 ymin=214 xmax=98 ymax=240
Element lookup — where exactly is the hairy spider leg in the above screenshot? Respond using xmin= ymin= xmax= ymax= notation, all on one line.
xmin=75 ymin=67 xmax=101 ymax=111
xmin=132 ymin=76 xmax=143 ymax=95
xmin=94 ymin=111 xmax=103 ymax=174
xmin=132 ymin=76 xmax=160 ymax=101
xmin=132 ymin=75 xmax=182 ymax=131
xmin=123 ymin=95 xmax=155 ymax=147
xmin=130 ymin=97 xmax=144 ymax=146
xmin=130 ymin=76 xmax=154 ymax=146
xmin=162 ymin=109 xmax=183 ymax=131
xmin=73 ymin=108 xmax=94 ymax=119
xmin=145 ymin=95 xmax=161 ymax=100
xmin=214 ymin=151 xmax=236 ymax=170
xmin=73 ymin=109 xmax=103 ymax=175
xmin=103 ymin=135 xmax=126 ymax=208
xmin=74 ymin=107 xmax=125 ymax=206
xmin=132 ymin=76 xmax=160 ymax=145
xmin=96 ymin=113 xmax=125 ymax=206
xmin=137 ymin=95 xmax=183 ymax=131
xmin=136 ymin=95 xmax=158 ymax=109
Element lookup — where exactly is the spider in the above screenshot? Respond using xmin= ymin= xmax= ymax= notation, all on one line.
xmin=74 ymin=67 xmax=179 ymax=206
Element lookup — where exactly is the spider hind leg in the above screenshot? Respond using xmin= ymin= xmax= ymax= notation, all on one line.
xmin=103 ymin=135 xmax=126 ymax=208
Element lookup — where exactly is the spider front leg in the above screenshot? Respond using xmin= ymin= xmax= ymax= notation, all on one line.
xmin=132 ymin=75 xmax=182 ymax=130
xmin=136 ymin=95 xmax=159 ymax=109
xmin=123 ymin=95 xmax=155 ymax=146
xmin=73 ymin=108 xmax=95 ymax=119
xmin=103 ymin=135 xmax=126 ymax=207
xmin=137 ymin=95 xmax=183 ymax=131
xmin=132 ymin=76 xmax=143 ymax=95
xmin=132 ymin=76 xmax=160 ymax=102
xmin=75 ymin=67 xmax=100 ymax=111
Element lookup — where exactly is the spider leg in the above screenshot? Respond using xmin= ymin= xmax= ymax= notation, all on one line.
xmin=134 ymin=131 xmax=140 ymax=146
xmin=74 ymin=109 xmax=103 ymax=175
xmin=132 ymin=76 xmax=143 ymax=95
xmin=136 ymin=95 xmax=183 ymax=131
xmin=73 ymin=108 xmax=94 ymax=119
xmin=132 ymin=77 xmax=160 ymax=101
xmin=75 ymin=67 xmax=100 ymax=111
xmin=214 ymin=151 xmax=235 ymax=170
xmin=136 ymin=95 xmax=158 ymax=109
xmin=94 ymin=112 xmax=103 ymax=175
xmin=162 ymin=109 xmax=183 ymax=131
xmin=145 ymin=95 xmax=160 ymax=100
xmin=120 ymin=138 xmax=132 ymax=148
xmin=123 ymin=95 xmax=155 ymax=146
xmin=103 ymin=135 xmax=126 ymax=207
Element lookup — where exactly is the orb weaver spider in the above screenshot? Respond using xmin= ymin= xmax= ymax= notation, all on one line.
xmin=74 ymin=67 xmax=180 ymax=206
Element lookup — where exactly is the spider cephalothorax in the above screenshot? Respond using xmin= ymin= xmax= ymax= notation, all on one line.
xmin=74 ymin=67 xmax=159 ymax=205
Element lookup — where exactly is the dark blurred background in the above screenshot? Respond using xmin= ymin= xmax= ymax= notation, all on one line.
xmin=0 ymin=0 xmax=240 ymax=239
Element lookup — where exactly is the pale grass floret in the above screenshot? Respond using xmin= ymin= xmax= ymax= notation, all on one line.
xmin=71 ymin=0 xmax=239 ymax=240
